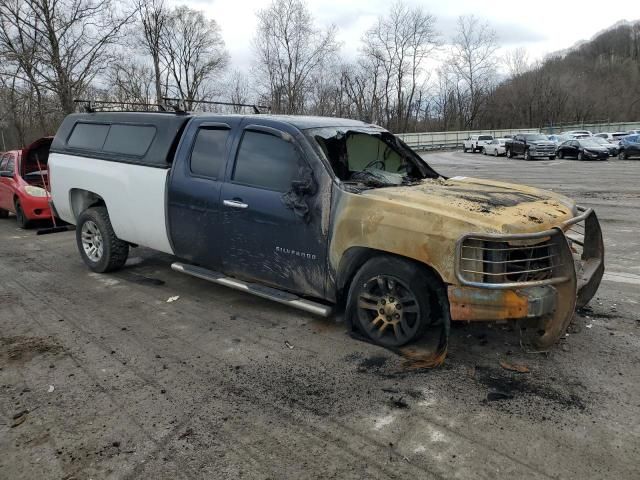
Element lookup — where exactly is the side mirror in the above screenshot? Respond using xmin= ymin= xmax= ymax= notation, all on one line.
xmin=0 ymin=171 xmax=14 ymax=178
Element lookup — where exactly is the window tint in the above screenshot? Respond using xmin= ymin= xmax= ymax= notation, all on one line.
xmin=6 ymin=157 xmax=14 ymax=172
xmin=190 ymin=128 xmax=229 ymax=178
xmin=233 ymin=130 xmax=299 ymax=191
xmin=0 ymin=155 xmax=7 ymax=171
xmin=67 ymin=123 xmax=109 ymax=150
xmin=103 ymin=124 xmax=156 ymax=156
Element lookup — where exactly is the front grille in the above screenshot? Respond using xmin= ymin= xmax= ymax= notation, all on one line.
xmin=459 ymin=236 xmax=562 ymax=285
xmin=565 ymin=219 xmax=584 ymax=258
xmin=531 ymin=146 xmax=555 ymax=155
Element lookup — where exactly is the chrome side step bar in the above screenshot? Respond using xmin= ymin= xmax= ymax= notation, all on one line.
xmin=171 ymin=262 xmax=333 ymax=317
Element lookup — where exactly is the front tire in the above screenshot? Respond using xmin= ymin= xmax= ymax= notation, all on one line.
xmin=578 ymin=151 xmax=584 ymax=161
xmin=506 ymin=148 xmax=513 ymax=159
xmin=0 ymin=208 xmax=8 ymax=219
xmin=524 ymin=149 xmax=531 ymax=161
xmin=463 ymin=146 xmax=468 ymax=153
xmin=14 ymin=200 xmax=30 ymax=229
xmin=557 ymin=150 xmax=564 ymax=159
xmin=76 ymin=206 xmax=129 ymax=273
xmin=347 ymin=256 xmax=446 ymax=348
xmin=618 ymin=150 xmax=627 ymax=160
xmin=549 ymin=156 xmax=556 ymax=160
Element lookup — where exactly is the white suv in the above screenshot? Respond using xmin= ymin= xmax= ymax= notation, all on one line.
xmin=463 ymin=135 xmax=493 ymax=153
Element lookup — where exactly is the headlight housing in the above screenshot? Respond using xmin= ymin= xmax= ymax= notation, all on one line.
xmin=24 ymin=186 xmax=48 ymax=197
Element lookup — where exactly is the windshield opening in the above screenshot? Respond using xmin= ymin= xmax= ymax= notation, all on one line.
xmin=306 ymin=127 xmax=439 ymax=190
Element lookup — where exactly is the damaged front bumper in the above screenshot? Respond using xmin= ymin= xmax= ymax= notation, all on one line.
xmin=449 ymin=207 xmax=604 ymax=348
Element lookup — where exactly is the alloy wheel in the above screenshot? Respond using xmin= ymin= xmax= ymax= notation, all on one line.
xmin=356 ymin=275 xmax=421 ymax=346
xmin=81 ymin=220 xmax=104 ymax=262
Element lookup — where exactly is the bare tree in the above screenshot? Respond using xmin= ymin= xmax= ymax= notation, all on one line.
xmin=138 ymin=0 xmax=168 ymax=104
xmin=0 ymin=0 xmax=136 ymax=114
xmin=503 ymin=47 xmax=530 ymax=77
xmin=106 ymin=58 xmax=155 ymax=106
xmin=253 ymin=0 xmax=338 ymax=114
xmin=227 ymin=69 xmax=250 ymax=112
xmin=161 ymin=6 xmax=228 ymax=109
xmin=361 ymin=1 xmax=439 ymax=131
xmin=447 ymin=15 xmax=498 ymax=129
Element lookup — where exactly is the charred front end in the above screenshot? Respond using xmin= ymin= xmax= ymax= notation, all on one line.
xmin=449 ymin=207 xmax=604 ymax=348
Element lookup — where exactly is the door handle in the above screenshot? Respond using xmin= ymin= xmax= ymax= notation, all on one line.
xmin=223 ymin=199 xmax=249 ymax=209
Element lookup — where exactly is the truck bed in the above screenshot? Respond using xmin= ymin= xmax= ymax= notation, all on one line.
xmin=49 ymin=152 xmax=174 ymax=254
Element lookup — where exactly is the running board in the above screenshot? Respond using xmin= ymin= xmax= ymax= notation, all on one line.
xmin=171 ymin=262 xmax=333 ymax=317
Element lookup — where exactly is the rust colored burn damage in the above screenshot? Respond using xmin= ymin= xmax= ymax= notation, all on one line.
xmin=447 ymin=286 xmax=529 ymax=321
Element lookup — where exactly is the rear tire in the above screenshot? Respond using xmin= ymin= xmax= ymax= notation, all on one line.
xmin=558 ymin=150 xmax=564 ymax=159
xmin=463 ymin=146 xmax=468 ymax=153
xmin=618 ymin=150 xmax=627 ymax=160
xmin=14 ymin=200 xmax=30 ymax=229
xmin=0 ymin=208 xmax=8 ymax=218
xmin=494 ymin=149 xmax=498 ymax=157
xmin=76 ymin=206 xmax=129 ymax=273
xmin=347 ymin=256 xmax=446 ymax=348
xmin=524 ymin=149 xmax=531 ymax=161
xmin=506 ymin=148 xmax=513 ymax=159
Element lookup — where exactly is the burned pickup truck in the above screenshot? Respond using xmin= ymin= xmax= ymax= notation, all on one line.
xmin=47 ymin=112 xmax=604 ymax=350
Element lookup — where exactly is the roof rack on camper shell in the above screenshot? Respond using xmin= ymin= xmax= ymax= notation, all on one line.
xmin=74 ymin=98 xmax=271 ymax=115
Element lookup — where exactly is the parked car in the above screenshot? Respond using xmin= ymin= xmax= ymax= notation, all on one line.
xmin=548 ymin=134 xmax=571 ymax=146
xmin=626 ymin=129 xmax=640 ymax=135
xmin=617 ymin=134 xmax=640 ymax=159
xmin=463 ymin=134 xmax=493 ymax=153
xmin=0 ymin=137 xmax=54 ymax=228
xmin=46 ymin=111 xmax=603 ymax=350
xmin=556 ymin=139 xmax=609 ymax=160
xmin=505 ymin=134 xmax=556 ymax=160
xmin=595 ymin=132 xmax=629 ymax=142
xmin=591 ymin=136 xmax=618 ymax=156
xmin=483 ymin=138 xmax=507 ymax=156
xmin=561 ymin=130 xmax=593 ymax=137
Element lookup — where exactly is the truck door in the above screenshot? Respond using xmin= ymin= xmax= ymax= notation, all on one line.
xmin=167 ymin=120 xmax=236 ymax=269
xmin=219 ymin=123 xmax=326 ymax=298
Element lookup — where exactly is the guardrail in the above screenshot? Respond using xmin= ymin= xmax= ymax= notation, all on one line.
xmin=396 ymin=128 xmax=539 ymax=151
xmin=396 ymin=121 xmax=640 ymax=151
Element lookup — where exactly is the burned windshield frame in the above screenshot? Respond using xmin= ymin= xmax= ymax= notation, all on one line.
xmin=303 ymin=126 xmax=440 ymax=184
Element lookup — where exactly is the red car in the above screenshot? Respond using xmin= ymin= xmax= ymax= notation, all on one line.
xmin=0 ymin=137 xmax=54 ymax=228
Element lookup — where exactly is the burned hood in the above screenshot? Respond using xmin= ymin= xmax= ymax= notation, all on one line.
xmin=360 ymin=176 xmax=576 ymax=234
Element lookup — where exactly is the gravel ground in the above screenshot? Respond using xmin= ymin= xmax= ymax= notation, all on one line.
xmin=1 ymin=151 xmax=639 ymax=479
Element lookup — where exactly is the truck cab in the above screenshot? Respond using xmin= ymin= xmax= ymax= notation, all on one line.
xmin=48 ymin=112 xmax=604 ymax=352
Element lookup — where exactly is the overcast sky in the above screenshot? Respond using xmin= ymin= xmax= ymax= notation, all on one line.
xmin=173 ymin=0 xmax=638 ymax=73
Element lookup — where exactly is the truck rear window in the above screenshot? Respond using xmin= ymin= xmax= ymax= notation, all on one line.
xmin=68 ymin=123 xmax=110 ymax=150
xmin=190 ymin=128 xmax=229 ymax=178
xmin=103 ymin=125 xmax=156 ymax=156
xmin=67 ymin=122 xmax=156 ymax=157
xmin=478 ymin=135 xmax=493 ymax=140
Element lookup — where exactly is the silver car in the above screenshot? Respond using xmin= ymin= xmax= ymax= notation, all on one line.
xmin=483 ymin=138 xmax=507 ymax=156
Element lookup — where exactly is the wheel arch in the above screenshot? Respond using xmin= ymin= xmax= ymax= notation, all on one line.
xmin=69 ymin=188 xmax=106 ymax=221
xmin=335 ymin=246 xmax=447 ymax=306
